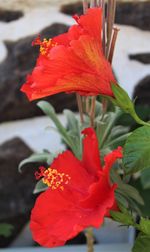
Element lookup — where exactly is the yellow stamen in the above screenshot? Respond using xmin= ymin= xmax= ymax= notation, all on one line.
xmin=42 ymin=167 xmax=71 ymax=191
xmin=40 ymin=38 xmax=57 ymax=56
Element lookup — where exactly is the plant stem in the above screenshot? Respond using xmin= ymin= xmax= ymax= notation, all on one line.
xmin=76 ymin=94 xmax=84 ymax=123
xmin=102 ymin=1 xmax=118 ymax=115
xmin=86 ymin=97 xmax=90 ymax=114
xmin=108 ymin=27 xmax=119 ymax=64
xmin=88 ymin=0 xmax=98 ymax=127
xmin=101 ymin=0 xmax=106 ymax=54
xmin=85 ymin=228 xmax=94 ymax=252
xmin=76 ymin=1 xmax=89 ymax=124
xmin=90 ymin=97 xmax=96 ymax=127
xmin=90 ymin=0 xmax=97 ymax=7
xmin=83 ymin=0 xmax=88 ymax=13
xmin=106 ymin=0 xmax=116 ymax=58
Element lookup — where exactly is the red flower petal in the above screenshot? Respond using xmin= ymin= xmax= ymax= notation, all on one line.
xmin=30 ymin=128 xmax=123 ymax=247
xmin=21 ymin=8 xmax=116 ymax=100
xmin=30 ymin=188 xmax=85 ymax=247
xmin=53 ymin=7 xmax=102 ymax=46
xmin=51 ymin=150 xmax=92 ymax=193
xmin=53 ymin=25 xmax=82 ymax=46
xmin=81 ymin=128 xmax=102 ymax=176
xmin=79 ymin=147 xmax=123 ymax=221
xmin=103 ymin=147 xmax=123 ymax=180
xmin=74 ymin=8 xmax=102 ymax=44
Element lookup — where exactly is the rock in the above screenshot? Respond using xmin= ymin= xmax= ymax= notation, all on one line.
xmin=129 ymin=53 xmax=150 ymax=64
xmin=0 ymin=23 xmax=77 ymax=123
xmin=60 ymin=1 xmax=83 ymax=16
xmin=60 ymin=1 xmax=150 ymax=31
xmin=116 ymin=1 xmax=150 ymax=31
xmin=0 ymin=138 xmax=38 ymax=247
xmin=0 ymin=9 xmax=23 ymax=22
xmin=133 ymin=75 xmax=150 ymax=106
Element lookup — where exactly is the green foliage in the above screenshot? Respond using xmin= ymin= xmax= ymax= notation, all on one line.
xmin=141 ymin=169 xmax=150 ymax=189
xmin=132 ymin=218 xmax=150 ymax=252
xmin=140 ymin=218 xmax=150 ymax=236
xmin=130 ymin=178 xmax=150 ymax=218
xmin=37 ymin=101 xmax=81 ymax=159
xmin=33 ymin=179 xmax=48 ymax=194
xmin=111 ymin=83 xmax=150 ymax=127
xmin=19 ymin=152 xmax=55 ymax=172
xmin=132 ymin=234 xmax=150 ymax=252
xmin=63 ymin=109 xmax=82 ymax=157
xmin=111 ymin=169 xmax=144 ymax=213
xmin=110 ymin=210 xmax=134 ymax=226
xmin=0 ymin=224 xmax=13 ymax=237
xmin=95 ymin=106 xmax=130 ymax=151
xmin=111 ymin=206 xmax=150 ymax=252
xmin=123 ymin=126 xmax=150 ymax=174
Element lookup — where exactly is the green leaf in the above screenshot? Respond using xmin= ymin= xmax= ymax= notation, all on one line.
xmin=123 ymin=126 xmax=150 ymax=174
xmin=140 ymin=218 xmax=150 ymax=236
xmin=33 ymin=179 xmax=48 ymax=194
xmin=111 ymin=170 xmax=144 ymax=206
xmin=63 ymin=110 xmax=79 ymax=133
xmin=115 ymin=192 xmax=129 ymax=208
xmin=141 ymin=169 xmax=150 ymax=189
xmin=111 ymin=83 xmax=150 ymax=127
xmin=99 ymin=108 xmax=122 ymax=148
xmin=0 ymin=224 xmax=13 ymax=237
xmin=119 ymin=184 xmax=144 ymax=205
xmin=109 ymin=125 xmax=129 ymax=139
xmin=95 ymin=101 xmax=103 ymax=117
xmin=37 ymin=101 xmax=80 ymax=158
xmin=63 ymin=109 xmax=82 ymax=156
xmin=19 ymin=153 xmax=54 ymax=172
xmin=132 ymin=234 xmax=150 ymax=252
xmin=110 ymin=210 xmax=134 ymax=226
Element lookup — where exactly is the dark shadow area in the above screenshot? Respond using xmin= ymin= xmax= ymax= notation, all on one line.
xmin=129 ymin=53 xmax=150 ymax=64
xmin=133 ymin=76 xmax=150 ymax=106
xmin=0 ymin=9 xmax=23 ymax=22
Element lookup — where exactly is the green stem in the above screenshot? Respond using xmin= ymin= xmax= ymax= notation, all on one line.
xmin=132 ymin=112 xmax=150 ymax=127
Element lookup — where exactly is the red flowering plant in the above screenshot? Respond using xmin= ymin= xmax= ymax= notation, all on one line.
xmin=20 ymin=0 xmax=150 ymax=252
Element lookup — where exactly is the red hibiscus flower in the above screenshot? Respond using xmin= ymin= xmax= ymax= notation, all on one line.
xmin=21 ymin=8 xmax=116 ymax=101
xmin=30 ymin=128 xmax=122 ymax=247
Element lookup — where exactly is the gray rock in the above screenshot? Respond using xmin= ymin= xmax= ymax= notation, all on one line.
xmin=115 ymin=1 xmax=150 ymax=31
xmin=129 ymin=53 xmax=150 ymax=65
xmin=60 ymin=1 xmax=83 ymax=16
xmin=0 ymin=23 xmax=77 ymax=123
xmin=0 ymin=9 xmax=23 ymax=22
xmin=0 ymin=138 xmax=38 ymax=247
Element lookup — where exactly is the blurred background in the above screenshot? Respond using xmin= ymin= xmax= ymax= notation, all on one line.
xmin=0 ymin=0 xmax=149 ymax=249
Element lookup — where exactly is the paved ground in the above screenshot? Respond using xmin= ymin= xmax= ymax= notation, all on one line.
xmin=0 ymin=244 xmax=132 ymax=252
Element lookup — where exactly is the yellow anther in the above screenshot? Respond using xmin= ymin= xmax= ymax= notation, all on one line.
xmin=39 ymin=38 xmax=57 ymax=56
xmin=42 ymin=167 xmax=71 ymax=191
